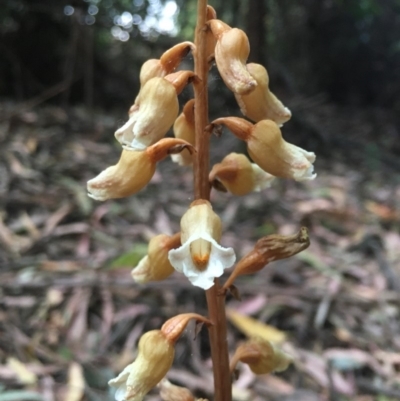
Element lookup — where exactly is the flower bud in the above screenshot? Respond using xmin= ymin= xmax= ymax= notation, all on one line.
xmin=209 ymin=20 xmax=257 ymax=95
xmin=159 ymin=379 xmax=195 ymax=401
xmin=161 ymin=313 xmax=212 ymax=344
xmin=171 ymin=99 xmax=195 ymax=166
xmin=211 ymin=117 xmax=316 ymax=181
xmin=168 ymin=200 xmax=236 ymax=290
xmin=235 ymin=63 xmax=291 ymax=125
xmin=209 ymin=153 xmax=275 ymax=196
xmin=87 ymin=138 xmax=194 ymax=201
xmin=115 ymin=77 xmax=180 ymax=150
xmin=230 ymin=337 xmax=292 ymax=375
xmin=222 ymin=228 xmax=309 ymax=291
xmin=108 ymin=330 xmax=174 ymax=401
xmin=131 ymin=233 xmax=181 ymax=283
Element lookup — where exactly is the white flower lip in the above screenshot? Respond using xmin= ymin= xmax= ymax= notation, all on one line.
xmin=251 ymin=163 xmax=275 ymax=191
xmin=108 ymin=364 xmax=131 ymax=401
xmin=168 ymin=232 xmax=235 ymax=290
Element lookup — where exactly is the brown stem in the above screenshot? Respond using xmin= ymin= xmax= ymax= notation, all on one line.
xmin=193 ymin=1 xmax=232 ymax=400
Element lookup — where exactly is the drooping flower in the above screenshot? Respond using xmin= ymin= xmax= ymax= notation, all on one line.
xmin=168 ymin=200 xmax=235 ymax=290
xmin=235 ymin=63 xmax=291 ymax=126
xmin=211 ymin=117 xmax=316 ymax=181
xmin=230 ymin=337 xmax=292 ymax=375
xmin=209 ymin=152 xmax=275 ymax=196
xmin=87 ymin=138 xmax=194 ymax=201
xmin=209 ymin=19 xmax=257 ymax=95
xmin=108 ymin=330 xmax=174 ymax=401
xmin=115 ymin=71 xmax=195 ymax=151
xmin=108 ymin=314 xmax=211 ymax=401
xmin=131 ymin=233 xmax=181 ymax=283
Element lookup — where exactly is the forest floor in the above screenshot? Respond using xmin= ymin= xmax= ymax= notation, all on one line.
xmin=1 ymin=101 xmax=400 ymax=401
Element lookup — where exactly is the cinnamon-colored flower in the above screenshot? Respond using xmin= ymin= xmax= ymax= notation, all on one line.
xmin=235 ymin=63 xmax=291 ymax=125
xmin=209 ymin=153 xmax=275 ymax=195
xmin=211 ymin=117 xmax=316 ymax=181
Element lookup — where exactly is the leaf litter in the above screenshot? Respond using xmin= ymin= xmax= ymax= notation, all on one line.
xmin=0 ymin=105 xmax=400 ymax=400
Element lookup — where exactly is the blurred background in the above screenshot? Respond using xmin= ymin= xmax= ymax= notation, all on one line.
xmin=1 ymin=0 xmax=400 ymax=400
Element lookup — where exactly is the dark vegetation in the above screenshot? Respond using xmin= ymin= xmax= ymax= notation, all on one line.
xmin=1 ymin=0 xmax=400 ymax=400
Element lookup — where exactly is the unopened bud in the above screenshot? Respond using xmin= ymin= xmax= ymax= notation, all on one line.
xmin=230 ymin=337 xmax=292 ymax=375
xmin=212 ymin=117 xmax=316 ymax=181
xmin=161 ymin=313 xmax=212 ymax=344
xmin=171 ymin=99 xmax=195 ymax=166
xmin=132 ymin=233 xmax=181 ymax=283
xmin=87 ymin=138 xmax=194 ymax=201
xmin=108 ymin=330 xmax=174 ymax=401
xmin=222 ymin=228 xmax=309 ymax=291
xmin=209 ymin=20 xmax=257 ymax=95
xmin=235 ymin=63 xmax=291 ymax=125
xmin=209 ymin=153 xmax=275 ymax=196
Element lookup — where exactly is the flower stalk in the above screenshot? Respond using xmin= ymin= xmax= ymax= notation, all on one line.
xmin=193 ymin=2 xmax=232 ymax=400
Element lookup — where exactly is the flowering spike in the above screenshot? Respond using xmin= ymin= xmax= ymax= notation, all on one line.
xmin=171 ymin=99 xmax=195 ymax=166
xmin=168 ymin=200 xmax=236 ymax=289
xmin=209 ymin=20 xmax=257 ymax=95
xmin=115 ymin=77 xmax=179 ymax=150
xmin=209 ymin=153 xmax=275 ymax=196
xmin=229 ymin=337 xmax=292 ymax=375
xmin=108 ymin=330 xmax=174 ymax=401
xmin=131 ymin=233 xmax=181 ymax=283
xmin=222 ymin=228 xmax=310 ymax=291
xmin=161 ymin=313 xmax=212 ymax=344
xmin=235 ymin=63 xmax=292 ymax=125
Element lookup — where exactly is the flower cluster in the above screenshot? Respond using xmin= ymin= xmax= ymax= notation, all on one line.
xmin=87 ymin=3 xmax=315 ymax=400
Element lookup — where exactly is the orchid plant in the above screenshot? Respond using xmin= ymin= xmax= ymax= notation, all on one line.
xmin=87 ymin=1 xmax=315 ymax=400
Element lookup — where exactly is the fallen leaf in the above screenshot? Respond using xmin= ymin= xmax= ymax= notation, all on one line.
xmin=226 ymin=309 xmax=286 ymax=344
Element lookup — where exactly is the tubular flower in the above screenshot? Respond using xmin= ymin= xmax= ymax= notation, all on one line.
xmin=116 ymin=72 xmax=195 ymax=151
xmin=131 ymin=233 xmax=181 ymax=283
xmin=209 ymin=19 xmax=257 ymax=95
xmin=109 ymin=314 xmax=210 ymax=401
xmin=212 ymin=117 xmax=316 ymax=181
xmin=115 ymin=77 xmax=178 ymax=151
xmin=168 ymin=200 xmax=236 ymax=290
xmin=171 ymin=99 xmax=195 ymax=166
xmin=108 ymin=330 xmax=174 ymax=401
xmin=230 ymin=337 xmax=292 ymax=375
xmin=209 ymin=152 xmax=275 ymax=196
xmin=87 ymin=138 xmax=194 ymax=201
xmin=235 ymin=63 xmax=292 ymax=126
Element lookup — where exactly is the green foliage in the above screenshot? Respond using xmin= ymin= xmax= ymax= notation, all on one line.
xmin=109 ymin=243 xmax=148 ymax=269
